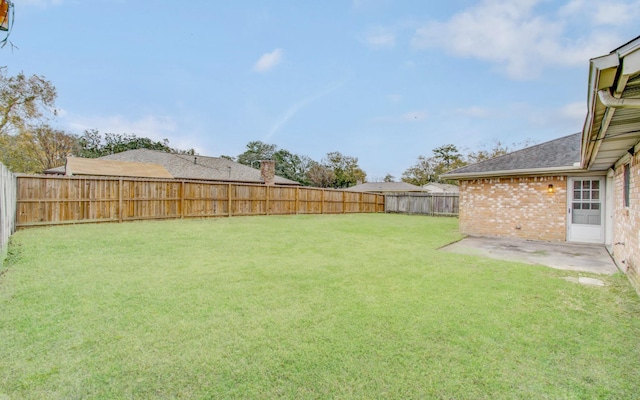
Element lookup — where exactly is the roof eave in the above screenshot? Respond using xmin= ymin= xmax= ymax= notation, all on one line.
xmin=443 ymin=165 xmax=584 ymax=180
xmin=582 ymin=37 xmax=640 ymax=171
xmin=581 ymin=53 xmax=620 ymax=169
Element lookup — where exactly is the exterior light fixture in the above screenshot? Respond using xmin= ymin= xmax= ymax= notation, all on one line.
xmin=548 ymin=184 xmax=554 ymax=194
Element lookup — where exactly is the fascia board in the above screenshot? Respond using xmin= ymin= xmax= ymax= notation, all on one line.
xmin=443 ymin=166 xmax=584 ymax=180
xmin=581 ymin=53 xmax=620 ymax=168
xmin=622 ymin=50 xmax=640 ymax=77
xmin=615 ymin=36 xmax=640 ymax=58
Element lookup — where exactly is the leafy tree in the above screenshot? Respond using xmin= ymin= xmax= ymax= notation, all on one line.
xmin=235 ymin=141 xmax=368 ymax=187
xmin=0 ymin=124 xmax=77 ymax=173
xmin=305 ymin=161 xmax=336 ymax=188
xmin=401 ymin=140 xmax=537 ymax=186
xmin=383 ymin=174 xmax=395 ymax=182
xmin=432 ymin=144 xmax=465 ymax=174
xmin=31 ymin=125 xmax=79 ymax=170
xmin=236 ymin=141 xmax=316 ymax=185
xmin=323 ymin=151 xmax=366 ymax=188
xmin=464 ymin=139 xmax=535 ymax=164
xmin=75 ymin=129 xmax=187 ymax=158
xmin=0 ymin=69 xmax=57 ymax=136
xmin=272 ymin=149 xmax=313 ymax=185
xmin=0 ymin=131 xmax=41 ymax=172
xmin=236 ymin=141 xmax=277 ymax=168
xmin=0 ymin=69 xmax=61 ymax=172
xmin=401 ymin=156 xmax=434 ymax=186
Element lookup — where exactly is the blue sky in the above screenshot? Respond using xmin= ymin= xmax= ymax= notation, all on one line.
xmin=5 ymin=0 xmax=640 ymax=180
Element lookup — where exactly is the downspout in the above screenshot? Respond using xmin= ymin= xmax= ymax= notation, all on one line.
xmin=598 ymin=89 xmax=640 ymax=109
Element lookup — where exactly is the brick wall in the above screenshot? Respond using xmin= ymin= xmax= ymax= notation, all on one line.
xmin=459 ymin=176 xmax=567 ymax=241
xmin=612 ymin=154 xmax=640 ymax=289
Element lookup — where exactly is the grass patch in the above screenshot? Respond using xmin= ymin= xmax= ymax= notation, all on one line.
xmin=1 ymin=214 xmax=640 ymax=399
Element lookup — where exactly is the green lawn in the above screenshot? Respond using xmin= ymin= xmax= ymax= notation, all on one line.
xmin=1 ymin=214 xmax=639 ymax=399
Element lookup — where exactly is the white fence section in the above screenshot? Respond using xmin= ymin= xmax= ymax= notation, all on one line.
xmin=0 ymin=162 xmax=17 ymax=261
xmin=385 ymin=192 xmax=459 ymax=216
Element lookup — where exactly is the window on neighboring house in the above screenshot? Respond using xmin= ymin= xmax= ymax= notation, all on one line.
xmin=624 ymin=163 xmax=631 ymax=207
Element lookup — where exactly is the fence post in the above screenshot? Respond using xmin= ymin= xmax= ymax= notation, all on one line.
xmin=266 ymin=185 xmax=270 ymax=215
xmin=228 ymin=183 xmax=232 ymax=217
xmin=295 ymin=187 xmax=299 ymax=215
xmin=118 ymin=178 xmax=123 ymax=223
xmin=321 ymin=189 xmax=324 ymax=214
xmin=180 ymin=180 xmax=185 ymax=219
xmin=342 ymin=191 xmax=346 ymax=214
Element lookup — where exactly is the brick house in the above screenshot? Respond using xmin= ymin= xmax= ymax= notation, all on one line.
xmin=443 ymin=37 xmax=640 ymax=288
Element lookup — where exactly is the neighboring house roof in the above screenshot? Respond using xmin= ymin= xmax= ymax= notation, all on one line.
xmin=63 ymin=157 xmax=174 ymax=179
xmin=443 ymin=133 xmax=582 ymax=179
xmin=47 ymin=149 xmax=300 ymax=185
xmin=346 ymin=182 xmax=425 ymax=192
xmin=423 ymin=182 xmax=459 ymax=193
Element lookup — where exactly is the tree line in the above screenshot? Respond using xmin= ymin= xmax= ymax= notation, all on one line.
xmin=0 ymin=69 xmax=368 ymax=188
xmin=227 ymin=141 xmax=366 ymax=188
xmin=399 ymin=139 xmax=534 ymax=186
xmin=0 ymin=69 xmax=194 ymax=174
xmin=0 ymin=68 xmax=530 ymax=187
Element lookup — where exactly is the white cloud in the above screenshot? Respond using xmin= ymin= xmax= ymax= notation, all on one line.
xmin=361 ymin=27 xmax=396 ymax=49
xmin=411 ymin=0 xmax=638 ymax=79
xmin=560 ymin=0 xmax=640 ymax=26
xmin=253 ymin=48 xmax=283 ymax=72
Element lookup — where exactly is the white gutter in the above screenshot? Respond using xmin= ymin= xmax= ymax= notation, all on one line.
xmin=443 ymin=165 xmax=585 ymax=180
xmin=598 ymin=89 xmax=640 ymax=109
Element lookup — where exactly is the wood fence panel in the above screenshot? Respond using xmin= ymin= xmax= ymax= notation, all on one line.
xmin=122 ymin=180 xmax=181 ymax=221
xmin=183 ymin=182 xmax=229 ymax=218
xmin=343 ymin=191 xmax=361 ymax=213
xmin=232 ymin=185 xmax=267 ymax=216
xmin=297 ymin=188 xmax=323 ymax=214
xmin=269 ymin=186 xmax=297 ymax=215
xmin=384 ymin=192 xmax=459 ymax=216
xmin=323 ymin=190 xmax=343 ymax=214
xmin=14 ymin=175 xmax=385 ymax=228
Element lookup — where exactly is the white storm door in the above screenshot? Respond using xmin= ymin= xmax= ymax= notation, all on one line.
xmin=567 ymin=177 xmax=605 ymax=244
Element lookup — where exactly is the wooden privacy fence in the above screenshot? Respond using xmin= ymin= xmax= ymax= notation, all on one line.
xmin=385 ymin=192 xmax=459 ymax=216
xmin=15 ymin=175 xmax=385 ymax=228
xmin=1 ymin=163 xmax=17 ymax=259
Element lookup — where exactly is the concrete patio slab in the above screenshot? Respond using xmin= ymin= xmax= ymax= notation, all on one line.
xmin=441 ymin=236 xmax=620 ymax=275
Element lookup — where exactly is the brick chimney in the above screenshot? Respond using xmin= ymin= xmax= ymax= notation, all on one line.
xmin=260 ymin=160 xmax=275 ymax=185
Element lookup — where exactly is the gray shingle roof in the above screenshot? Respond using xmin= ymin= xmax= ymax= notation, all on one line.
xmin=444 ymin=133 xmax=582 ymax=178
xmin=345 ymin=181 xmax=425 ymax=192
xmin=100 ymin=150 xmax=299 ymax=185
xmin=47 ymin=149 xmax=300 ymax=185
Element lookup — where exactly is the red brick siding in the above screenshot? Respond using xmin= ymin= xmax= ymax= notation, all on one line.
xmin=612 ymin=154 xmax=640 ymax=288
xmin=459 ymin=176 xmax=567 ymax=241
